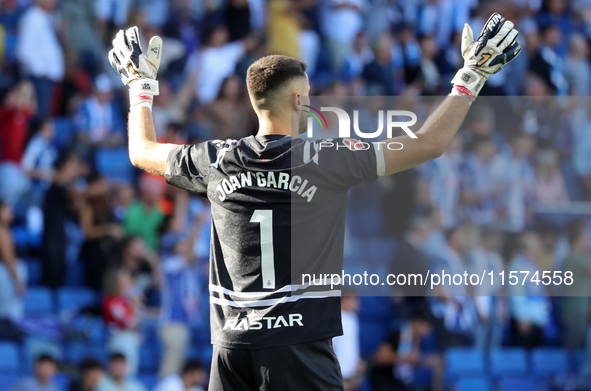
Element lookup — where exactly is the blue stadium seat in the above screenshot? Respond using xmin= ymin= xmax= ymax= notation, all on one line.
xmin=11 ymin=225 xmax=30 ymax=249
xmin=532 ymin=348 xmax=569 ymax=378
xmin=572 ymin=349 xmax=586 ymax=373
xmin=52 ymin=118 xmax=75 ymax=151
xmin=138 ymin=374 xmax=158 ymax=390
xmin=26 ymin=258 xmax=43 ymax=286
xmin=139 ymin=346 xmax=159 ymax=374
xmin=358 ymin=320 xmax=390 ymax=359
xmin=95 ymin=148 xmax=134 ymax=183
xmin=490 ymin=348 xmax=528 ymax=378
xmin=445 ymin=348 xmax=485 ymax=381
xmin=0 ymin=374 xmax=20 ymax=389
xmin=66 ymin=343 xmax=108 ymax=366
xmin=64 ymin=262 xmax=85 ymax=287
xmin=24 ymin=287 xmax=54 ymax=315
xmin=70 ymin=317 xmax=106 ymax=343
xmin=57 ymin=288 xmax=97 ymax=314
xmin=456 ymin=376 xmax=492 ymax=391
xmin=357 ymin=296 xmax=392 ymax=322
xmin=498 ymin=376 xmax=540 ymax=391
xmin=0 ymin=342 xmax=20 ymax=373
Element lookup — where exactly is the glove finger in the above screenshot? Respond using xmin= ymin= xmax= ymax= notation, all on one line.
xmin=498 ymin=29 xmax=518 ymax=51
xmin=461 ymin=24 xmax=475 ymax=56
xmin=489 ymin=20 xmax=514 ymax=47
xmin=147 ymin=36 xmax=163 ymax=73
xmin=475 ymin=13 xmax=504 ymax=54
xmin=108 ymin=49 xmax=128 ymax=79
xmin=112 ymin=30 xmax=126 ymax=52
xmin=489 ymin=41 xmax=522 ymax=67
xmin=125 ymin=27 xmax=143 ymax=69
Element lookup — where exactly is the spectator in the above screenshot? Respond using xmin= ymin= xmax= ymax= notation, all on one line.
xmin=529 ymin=24 xmax=568 ymax=95
xmin=508 ymin=232 xmax=550 ymax=349
xmin=430 ymin=225 xmax=476 ymax=349
xmin=16 ymin=0 xmax=64 ymax=118
xmin=362 ymin=34 xmax=397 ymax=96
xmin=0 ymin=81 xmax=36 ymax=209
xmin=461 ymin=137 xmax=499 ymax=226
xmin=417 ymin=135 xmax=462 ymax=229
xmin=371 ymin=310 xmax=442 ymax=391
xmin=225 ymin=0 xmax=252 ymax=42
xmin=321 ymin=0 xmax=367 ymax=72
xmin=96 ymin=353 xmax=146 ymax=391
xmin=467 ymin=226 xmax=506 ymax=351
xmin=342 ymin=31 xmax=373 ymax=82
xmin=185 ymin=25 xmax=247 ymax=104
xmin=74 ymin=74 xmax=125 ymax=156
xmin=0 ymin=201 xmax=27 ymax=321
xmin=124 ymin=175 xmax=166 ymax=252
xmin=564 ymin=34 xmax=591 ymax=96
xmin=70 ymin=359 xmax=105 ymax=391
xmin=102 ymin=268 xmax=144 ymax=376
xmin=41 ymin=153 xmax=82 ymax=288
xmin=491 ymin=133 xmax=537 ymax=232
xmin=158 ymin=191 xmax=203 ymax=377
xmin=80 ymin=173 xmax=124 ymax=291
xmin=21 ymin=117 xmax=58 ymax=207
xmin=12 ymin=354 xmax=59 ymax=391
xmin=561 ymin=220 xmax=591 ymax=350
xmin=61 ymin=0 xmax=102 ymax=78
xmin=154 ymin=360 xmax=206 ymax=391
xmin=112 ymin=183 xmax=135 ymax=224
xmin=332 ymin=293 xmax=363 ymax=391
xmin=535 ymin=149 xmax=570 ymax=203
xmin=201 ymin=75 xmax=257 ymax=140
xmin=119 ymin=236 xmax=160 ymax=296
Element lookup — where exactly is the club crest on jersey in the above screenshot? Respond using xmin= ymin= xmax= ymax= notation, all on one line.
xmin=343 ymin=138 xmax=365 ymax=151
xmin=223 ymin=312 xmax=304 ymax=331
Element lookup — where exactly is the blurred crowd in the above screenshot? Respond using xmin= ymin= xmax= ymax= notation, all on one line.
xmin=2 ymin=0 xmax=591 ymax=390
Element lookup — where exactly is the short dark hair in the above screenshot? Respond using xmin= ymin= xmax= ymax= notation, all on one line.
xmin=246 ymin=55 xmax=307 ymax=99
xmin=54 ymin=151 xmax=78 ymax=171
xmin=567 ymin=219 xmax=587 ymax=245
xmin=80 ymin=358 xmax=103 ymax=374
xmin=182 ymin=360 xmax=204 ymax=375
xmin=109 ymin=352 xmax=126 ymax=362
xmin=36 ymin=354 xmax=57 ymax=365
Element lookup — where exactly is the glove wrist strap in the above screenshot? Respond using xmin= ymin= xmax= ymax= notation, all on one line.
xmin=129 ymin=79 xmax=159 ymax=110
xmin=450 ymin=67 xmax=488 ymax=102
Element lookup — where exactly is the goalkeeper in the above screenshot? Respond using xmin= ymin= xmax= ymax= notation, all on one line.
xmin=108 ymin=13 xmax=520 ymax=391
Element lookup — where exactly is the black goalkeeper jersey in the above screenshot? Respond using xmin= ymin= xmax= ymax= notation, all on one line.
xmin=165 ymin=135 xmax=384 ymax=349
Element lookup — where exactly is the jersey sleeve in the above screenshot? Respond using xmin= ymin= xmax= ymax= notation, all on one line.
xmin=165 ymin=142 xmax=214 ymax=196
xmin=316 ymin=138 xmax=386 ymax=189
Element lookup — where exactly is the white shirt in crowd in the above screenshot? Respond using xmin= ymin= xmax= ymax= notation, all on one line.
xmin=188 ymin=42 xmax=245 ymax=104
xmin=321 ymin=0 xmax=367 ymax=44
xmin=154 ymin=374 xmax=204 ymax=391
xmin=17 ymin=5 xmax=64 ymax=81
xmin=332 ymin=310 xmax=360 ymax=379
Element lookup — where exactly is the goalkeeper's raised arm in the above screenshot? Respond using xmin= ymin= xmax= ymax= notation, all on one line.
xmin=108 ymin=27 xmax=175 ymax=176
xmin=381 ymin=13 xmax=521 ymax=176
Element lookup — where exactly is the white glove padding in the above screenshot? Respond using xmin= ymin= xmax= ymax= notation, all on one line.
xmin=451 ymin=13 xmax=522 ymax=102
xmin=109 ymin=27 xmax=162 ymax=109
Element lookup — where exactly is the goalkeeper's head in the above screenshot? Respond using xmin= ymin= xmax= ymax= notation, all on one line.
xmin=246 ymin=55 xmax=310 ymax=135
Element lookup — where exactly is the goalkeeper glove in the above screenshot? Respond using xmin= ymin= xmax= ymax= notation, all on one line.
xmin=451 ymin=13 xmax=522 ymax=102
xmin=108 ymin=26 xmax=162 ymax=109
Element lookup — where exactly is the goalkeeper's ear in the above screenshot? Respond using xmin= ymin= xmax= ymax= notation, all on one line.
xmin=147 ymin=36 xmax=163 ymax=73
xmin=461 ymin=24 xmax=475 ymax=57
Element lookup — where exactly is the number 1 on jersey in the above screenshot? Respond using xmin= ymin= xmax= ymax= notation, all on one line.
xmin=250 ymin=210 xmax=275 ymax=289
